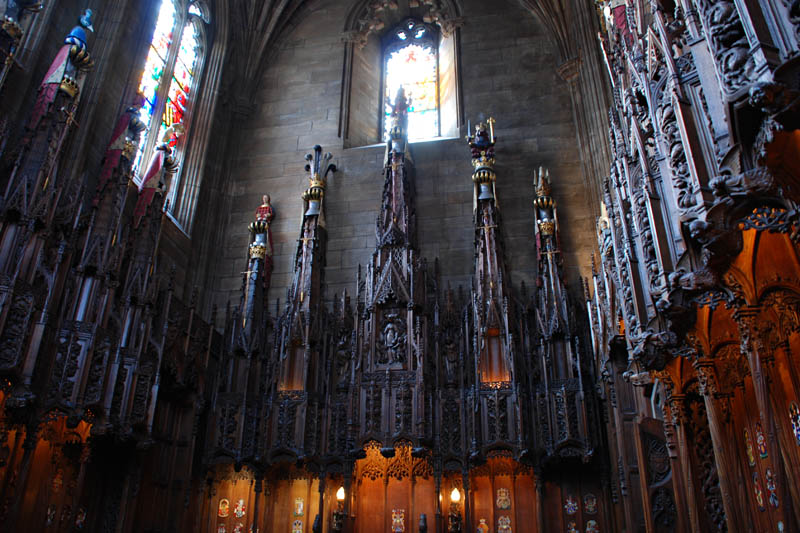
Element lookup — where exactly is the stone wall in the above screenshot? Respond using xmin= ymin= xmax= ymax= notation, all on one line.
xmin=209 ymin=0 xmax=596 ymax=314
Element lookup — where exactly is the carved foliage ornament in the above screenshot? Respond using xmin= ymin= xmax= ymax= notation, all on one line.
xmin=694 ymin=0 xmax=757 ymax=97
xmin=645 ymin=435 xmax=670 ymax=485
xmin=651 ymin=487 xmax=677 ymax=530
xmin=686 ymin=393 xmax=726 ymax=529
xmin=656 ymin=96 xmax=696 ymax=210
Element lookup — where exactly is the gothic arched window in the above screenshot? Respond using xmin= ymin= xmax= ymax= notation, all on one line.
xmin=133 ymin=0 xmax=209 ymax=211
xmin=383 ymin=19 xmax=439 ymax=141
xmin=341 ymin=5 xmax=461 ymax=148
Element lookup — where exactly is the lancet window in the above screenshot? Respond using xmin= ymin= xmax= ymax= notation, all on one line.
xmin=383 ymin=19 xmax=439 ymax=141
xmin=133 ymin=0 xmax=208 ymax=207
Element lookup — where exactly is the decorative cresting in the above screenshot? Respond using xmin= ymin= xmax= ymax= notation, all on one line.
xmin=532 ymin=167 xmax=596 ymax=464
xmin=355 ymin=85 xmax=430 ymax=449
xmin=593 ymin=0 xmax=800 ymax=374
xmin=464 ymin=119 xmax=528 ymax=459
xmin=0 ymin=0 xmax=44 ymax=91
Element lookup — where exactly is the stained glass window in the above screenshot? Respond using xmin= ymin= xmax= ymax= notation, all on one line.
xmin=384 ymin=20 xmax=438 ymax=141
xmin=134 ymin=1 xmax=207 ymax=189
xmin=134 ymin=0 xmax=176 ymax=171
xmin=163 ymin=19 xmax=199 ymax=143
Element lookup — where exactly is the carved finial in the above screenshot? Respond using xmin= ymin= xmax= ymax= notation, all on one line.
xmin=80 ymin=8 xmax=94 ymax=31
xmin=305 ymin=145 xmax=336 ymax=186
xmin=467 ymin=117 xmax=497 ymax=201
xmin=249 ymin=194 xmax=274 ymax=237
xmin=534 ymin=167 xmax=557 ymax=238
xmin=535 ymin=166 xmax=552 ymax=198
xmin=466 ymin=119 xmax=496 ymax=160
xmin=255 ymin=194 xmax=273 ymax=223
xmin=59 ymin=8 xmax=96 ymax=74
xmin=302 ymin=145 xmax=336 ymax=216
xmin=386 ymin=87 xmax=410 ymax=156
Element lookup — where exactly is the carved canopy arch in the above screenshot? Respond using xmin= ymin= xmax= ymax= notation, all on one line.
xmin=657 ymin=355 xmax=692 ymax=396
xmin=723 ymin=228 xmax=800 ymax=306
xmin=760 ymin=288 xmax=800 ymax=340
xmin=690 ymin=303 xmax=739 ymax=356
xmin=710 ymin=342 xmax=749 ymax=392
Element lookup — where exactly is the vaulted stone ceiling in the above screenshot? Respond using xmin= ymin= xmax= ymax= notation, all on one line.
xmin=214 ymin=0 xmax=601 ymax=97
xmin=215 ymin=0 xmax=307 ymax=100
xmin=517 ymin=0 xmax=584 ymax=62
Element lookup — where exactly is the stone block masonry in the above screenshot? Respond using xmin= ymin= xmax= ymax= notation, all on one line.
xmin=211 ymin=0 xmax=597 ymax=314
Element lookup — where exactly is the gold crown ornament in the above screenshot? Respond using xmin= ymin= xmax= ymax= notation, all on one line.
xmin=538 ymin=219 xmax=556 ymax=236
xmin=2 ymin=18 xmax=23 ymax=40
xmin=59 ymin=76 xmax=80 ymax=98
xmin=249 ymin=243 xmax=267 ymax=260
